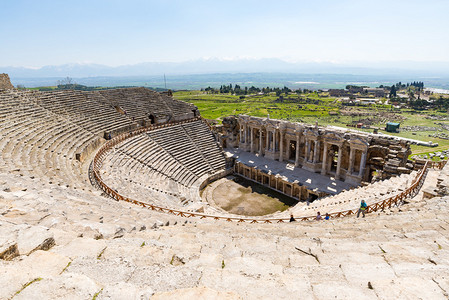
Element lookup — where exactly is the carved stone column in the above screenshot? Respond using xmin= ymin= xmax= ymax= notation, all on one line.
xmin=359 ymin=150 xmax=367 ymax=178
xmin=265 ymin=129 xmax=270 ymax=151
xmin=321 ymin=142 xmax=328 ymax=175
xmin=336 ymin=145 xmax=343 ymax=180
xmin=250 ymin=127 xmax=254 ymax=153
xmin=239 ymin=124 xmax=242 ymax=143
xmin=242 ymin=124 xmax=246 ymax=144
xmin=279 ymin=131 xmax=284 ymax=162
xmin=273 ymin=129 xmax=279 ymax=152
xmin=259 ymin=128 xmax=263 ymax=156
xmin=348 ymin=148 xmax=355 ymax=174
xmin=295 ymin=134 xmax=300 ymax=167
xmin=313 ymin=140 xmax=320 ymax=163
xmin=305 ymin=139 xmax=310 ymax=162
xmin=244 ymin=124 xmax=248 ymax=147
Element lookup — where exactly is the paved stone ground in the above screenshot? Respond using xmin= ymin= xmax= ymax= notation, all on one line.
xmin=226 ymin=148 xmax=355 ymax=195
xmin=1 ymin=167 xmax=449 ymax=299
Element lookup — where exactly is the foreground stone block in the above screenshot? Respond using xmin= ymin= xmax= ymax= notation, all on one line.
xmin=15 ymin=273 xmax=101 ymax=300
xmin=371 ymin=277 xmax=447 ymax=300
xmin=151 ymin=287 xmax=242 ymax=300
xmin=17 ymin=225 xmax=55 ymax=255
xmin=98 ymin=282 xmax=153 ymax=299
xmin=0 ymin=250 xmax=70 ymax=299
xmin=52 ymin=237 xmax=107 ymax=260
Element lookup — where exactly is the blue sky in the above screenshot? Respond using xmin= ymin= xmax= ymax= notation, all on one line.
xmin=1 ymin=0 xmax=448 ymax=67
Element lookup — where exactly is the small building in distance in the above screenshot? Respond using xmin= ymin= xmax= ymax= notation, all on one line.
xmin=357 ymin=98 xmax=379 ymax=105
xmin=329 ymin=89 xmax=351 ymax=97
xmin=363 ymin=87 xmax=385 ymax=97
xmin=386 ymin=122 xmax=400 ymax=133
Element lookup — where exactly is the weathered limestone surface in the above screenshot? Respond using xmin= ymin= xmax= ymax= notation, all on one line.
xmin=0 ymin=222 xmax=55 ymax=256
xmin=151 ymin=287 xmax=242 ymax=299
xmin=0 ymin=171 xmax=448 ymax=299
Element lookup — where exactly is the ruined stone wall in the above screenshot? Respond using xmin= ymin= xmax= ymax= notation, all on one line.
xmin=437 ymin=162 xmax=449 ymax=196
xmin=0 ymin=73 xmax=13 ymax=90
xmin=214 ymin=116 xmax=239 ymax=148
xmin=366 ymin=136 xmax=413 ymax=180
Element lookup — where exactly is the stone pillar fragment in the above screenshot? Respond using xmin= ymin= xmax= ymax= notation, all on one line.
xmin=305 ymin=140 xmax=310 ymax=162
xmin=321 ymin=142 xmax=328 ymax=175
xmin=295 ymin=134 xmax=300 ymax=167
xmin=313 ymin=140 xmax=320 ymax=163
xmin=250 ymin=127 xmax=254 ymax=153
xmin=279 ymin=131 xmax=284 ymax=162
xmin=348 ymin=148 xmax=355 ymax=174
xmin=359 ymin=150 xmax=367 ymax=178
xmin=273 ymin=129 xmax=279 ymax=152
xmin=336 ymin=145 xmax=342 ymax=180
xmin=266 ymin=130 xmax=270 ymax=151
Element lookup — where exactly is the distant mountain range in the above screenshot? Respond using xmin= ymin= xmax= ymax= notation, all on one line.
xmin=3 ymin=58 xmax=449 ymax=79
xmin=3 ymin=58 xmax=449 ymax=90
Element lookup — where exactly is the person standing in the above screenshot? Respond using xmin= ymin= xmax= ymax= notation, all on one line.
xmin=357 ymin=200 xmax=367 ymax=218
xmin=289 ymin=214 xmax=296 ymax=222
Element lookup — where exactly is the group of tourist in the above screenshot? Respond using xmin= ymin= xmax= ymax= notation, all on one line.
xmin=289 ymin=200 xmax=368 ymax=222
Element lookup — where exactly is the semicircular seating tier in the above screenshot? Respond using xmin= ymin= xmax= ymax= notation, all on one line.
xmin=0 ymin=88 xmax=197 ymax=190
xmin=99 ymin=119 xmax=227 ymax=209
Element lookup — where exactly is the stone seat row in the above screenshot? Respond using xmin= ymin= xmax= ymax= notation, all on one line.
xmin=1 ymin=88 xmax=210 ymax=201
xmin=98 ymin=120 xmax=227 ymax=208
xmin=108 ymin=148 xmax=197 ymax=188
xmin=182 ymin=122 xmax=227 ymax=171
xmin=100 ymin=146 xmax=203 ymax=206
xmin=0 ymin=113 xmax=95 ymax=188
xmin=146 ymin=121 xmax=224 ymax=173
xmin=0 ymin=91 xmax=133 ymax=140
xmin=98 ymin=89 xmax=172 ymax=121
xmin=0 ymin=90 xmax=138 ymax=189
xmin=98 ymin=88 xmax=195 ymax=122
xmin=289 ymin=172 xmax=417 ymax=216
xmin=110 ymin=134 xmax=200 ymax=186
xmin=30 ymin=90 xmax=135 ymax=136
xmin=147 ymin=128 xmax=212 ymax=177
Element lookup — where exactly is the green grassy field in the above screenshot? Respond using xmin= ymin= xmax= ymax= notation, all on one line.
xmin=174 ymin=90 xmax=449 ymax=156
xmin=175 ymin=90 xmax=340 ymax=122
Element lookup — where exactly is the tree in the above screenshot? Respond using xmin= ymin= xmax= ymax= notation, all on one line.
xmin=389 ymin=85 xmax=397 ymax=98
xmin=57 ymin=76 xmax=74 ymax=86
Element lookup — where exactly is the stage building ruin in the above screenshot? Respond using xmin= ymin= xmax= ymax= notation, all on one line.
xmin=217 ymin=115 xmax=414 ymax=189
